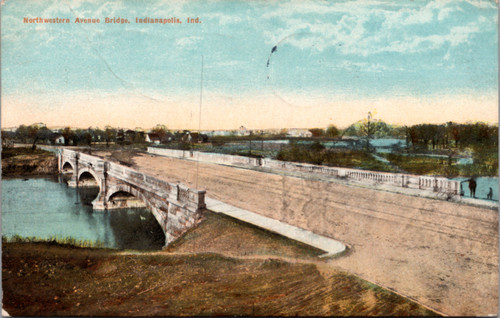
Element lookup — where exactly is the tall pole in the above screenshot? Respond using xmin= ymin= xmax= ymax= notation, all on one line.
xmin=196 ymin=55 xmax=204 ymax=189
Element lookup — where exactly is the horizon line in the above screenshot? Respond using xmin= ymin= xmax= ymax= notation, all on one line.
xmin=2 ymin=120 xmax=499 ymax=132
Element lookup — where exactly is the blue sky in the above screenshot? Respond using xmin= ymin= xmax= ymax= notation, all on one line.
xmin=1 ymin=0 xmax=498 ymax=129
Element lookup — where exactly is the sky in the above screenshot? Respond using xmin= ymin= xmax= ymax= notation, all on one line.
xmin=1 ymin=0 xmax=498 ymax=130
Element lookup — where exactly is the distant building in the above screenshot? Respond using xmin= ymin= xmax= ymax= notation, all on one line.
xmin=180 ymin=132 xmax=208 ymax=144
xmin=2 ymin=138 xmax=13 ymax=147
xmin=238 ymin=125 xmax=250 ymax=136
xmin=116 ymin=129 xmax=125 ymax=143
xmin=31 ymin=122 xmax=47 ymax=129
xmin=53 ymin=134 xmax=65 ymax=145
xmin=2 ymin=127 xmax=17 ymax=132
xmin=287 ymin=128 xmax=313 ymax=138
xmin=145 ymin=133 xmax=161 ymax=144
xmin=153 ymin=124 xmax=168 ymax=131
xmin=262 ymin=128 xmax=284 ymax=135
xmin=204 ymin=130 xmax=233 ymax=137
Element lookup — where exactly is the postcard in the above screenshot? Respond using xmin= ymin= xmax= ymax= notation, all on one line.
xmin=1 ymin=0 xmax=498 ymax=317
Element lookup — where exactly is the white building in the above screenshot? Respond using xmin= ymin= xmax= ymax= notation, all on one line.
xmin=204 ymin=130 xmax=233 ymax=137
xmin=238 ymin=125 xmax=250 ymax=136
xmin=54 ymin=135 xmax=65 ymax=144
xmin=287 ymin=128 xmax=313 ymax=138
xmin=145 ymin=133 xmax=161 ymax=144
xmin=31 ymin=122 xmax=47 ymax=129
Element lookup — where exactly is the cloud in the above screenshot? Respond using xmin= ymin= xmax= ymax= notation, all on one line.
xmin=448 ymin=23 xmax=481 ymax=46
xmin=2 ymin=0 xmax=496 ymax=104
xmin=370 ymin=21 xmax=481 ymax=54
xmin=175 ymin=36 xmax=202 ymax=48
xmin=209 ymin=13 xmax=242 ymax=25
xmin=438 ymin=7 xmax=454 ymax=21
xmin=330 ymin=61 xmax=395 ymax=73
xmin=94 ymin=2 xmax=121 ymax=16
xmin=464 ymin=0 xmax=498 ymax=9
xmin=259 ymin=0 xmax=494 ymax=56
xmin=261 ymin=0 xmax=402 ymax=19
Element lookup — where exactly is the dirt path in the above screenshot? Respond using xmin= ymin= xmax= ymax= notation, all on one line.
xmin=96 ymin=151 xmax=499 ymax=316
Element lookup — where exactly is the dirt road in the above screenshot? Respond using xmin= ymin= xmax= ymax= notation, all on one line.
xmin=98 ymin=151 xmax=498 ymax=316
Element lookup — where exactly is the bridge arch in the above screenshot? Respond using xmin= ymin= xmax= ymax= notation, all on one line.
xmin=77 ymin=167 xmax=101 ymax=188
xmin=62 ymin=161 xmax=74 ymax=173
xmin=106 ymin=184 xmax=151 ymax=210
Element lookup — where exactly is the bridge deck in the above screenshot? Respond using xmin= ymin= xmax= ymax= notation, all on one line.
xmin=95 ymin=150 xmax=498 ymax=316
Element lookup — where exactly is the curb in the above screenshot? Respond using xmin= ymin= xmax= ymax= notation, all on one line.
xmin=205 ymin=197 xmax=346 ymax=257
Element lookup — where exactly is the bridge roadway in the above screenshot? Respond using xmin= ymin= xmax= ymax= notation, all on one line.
xmin=95 ymin=150 xmax=498 ymax=316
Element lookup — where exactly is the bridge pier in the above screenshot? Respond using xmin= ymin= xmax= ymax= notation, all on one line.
xmin=58 ymin=149 xmax=206 ymax=247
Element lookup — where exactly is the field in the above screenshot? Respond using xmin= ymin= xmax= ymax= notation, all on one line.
xmin=381 ymin=152 xmax=498 ymax=177
xmin=1 ymin=147 xmax=57 ymax=176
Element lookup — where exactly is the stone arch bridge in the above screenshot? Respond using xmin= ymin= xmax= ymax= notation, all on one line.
xmin=58 ymin=149 xmax=206 ymax=246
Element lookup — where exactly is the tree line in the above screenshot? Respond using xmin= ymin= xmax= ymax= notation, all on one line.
xmin=3 ymin=120 xmax=498 ymax=152
xmin=2 ymin=124 xmax=200 ymax=148
xmin=405 ymin=122 xmax=498 ymax=150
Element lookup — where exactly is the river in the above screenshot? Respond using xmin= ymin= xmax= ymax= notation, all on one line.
xmin=1 ymin=176 xmax=165 ymax=250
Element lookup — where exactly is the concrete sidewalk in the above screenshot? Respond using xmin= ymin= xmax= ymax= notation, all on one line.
xmin=205 ymin=197 xmax=346 ymax=257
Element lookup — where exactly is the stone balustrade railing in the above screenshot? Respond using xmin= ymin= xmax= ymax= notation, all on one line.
xmin=60 ymin=148 xmax=206 ymax=209
xmin=147 ymin=147 xmax=461 ymax=195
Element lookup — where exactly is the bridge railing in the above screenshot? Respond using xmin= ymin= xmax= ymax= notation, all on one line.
xmin=148 ymin=147 xmax=262 ymax=166
xmin=106 ymin=161 xmax=205 ymax=209
xmin=418 ymin=175 xmax=460 ymax=194
xmin=78 ymin=152 xmax=102 ymax=165
xmin=147 ymin=147 xmax=461 ymax=195
xmin=60 ymin=149 xmax=206 ymax=209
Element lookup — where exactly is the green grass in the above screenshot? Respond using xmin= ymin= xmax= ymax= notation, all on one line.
xmin=277 ymin=147 xmax=396 ymax=172
xmin=1 ymin=147 xmax=54 ymax=159
xmin=381 ymin=153 xmax=498 ymax=177
xmin=2 ymin=235 xmax=105 ymax=249
xmin=2 ymin=148 xmax=58 ymax=177
xmin=381 ymin=153 xmax=455 ymax=176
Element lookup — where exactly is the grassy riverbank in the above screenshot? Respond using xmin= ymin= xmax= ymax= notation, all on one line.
xmin=1 ymin=147 xmax=57 ymax=177
xmin=3 ymin=235 xmax=105 ymax=249
xmin=3 ymin=212 xmax=438 ymax=316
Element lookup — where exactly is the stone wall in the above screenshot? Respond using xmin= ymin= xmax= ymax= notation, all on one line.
xmin=147 ymin=147 xmax=262 ymax=166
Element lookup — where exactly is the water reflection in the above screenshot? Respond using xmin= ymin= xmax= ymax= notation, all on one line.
xmin=107 ymin=209 xmax=165 ymax=250
xmin=2 ymin=176 xmax=165 ymax=250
